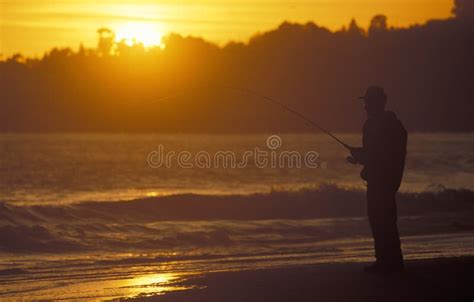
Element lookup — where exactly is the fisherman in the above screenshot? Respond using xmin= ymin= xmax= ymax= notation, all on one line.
xmin=347 ymin=86 xmax=407 ymax=274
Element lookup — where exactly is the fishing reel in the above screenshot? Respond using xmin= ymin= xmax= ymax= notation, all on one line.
xmin=346 ymin=155 xmax=358 ymax=165
xmin=346 ymin=154 xmax=368 ymax=182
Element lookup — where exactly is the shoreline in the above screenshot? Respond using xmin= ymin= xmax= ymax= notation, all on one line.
xmin=124 ymin=256 xmax=474 ymax=302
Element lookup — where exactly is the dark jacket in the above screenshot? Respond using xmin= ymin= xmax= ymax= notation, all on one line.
xmin=355 ymin=111 xmax=407 ymax=191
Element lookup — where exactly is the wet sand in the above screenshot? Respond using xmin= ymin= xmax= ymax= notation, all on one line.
xmin=125 ymin=256 xmax=474 ymax=302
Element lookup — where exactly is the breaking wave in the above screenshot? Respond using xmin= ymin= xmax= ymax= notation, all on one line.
xmin=0 ymin=185 xmax=473 ymax=253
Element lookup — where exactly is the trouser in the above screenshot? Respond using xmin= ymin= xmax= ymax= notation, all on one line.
xmin=367 ymin=184 xmax=403 ymax=265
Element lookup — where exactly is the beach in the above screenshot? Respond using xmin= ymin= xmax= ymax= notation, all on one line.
xmin=2 ymin=237 xmax=473 ymax=301
xmin=124 ymin=256 xmax=474 ymax=302
xmin=1 ymin=193 xmax=473 ymax=301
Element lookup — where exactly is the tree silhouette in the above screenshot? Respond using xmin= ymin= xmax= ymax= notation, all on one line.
xmin=348 ymin=19 xmax=365 ymax=36
xmin=9 ymin=53 xmax=25 ymax=63
xmin=0 ymin=0 xmax=472 ymax=133
xmin=97 ymin=28 xmax=115 ymax=56
xmin=369 ymin=15 xmax=388 ymax=36
xmin=452 ymin=0 xmax=474 ymax=20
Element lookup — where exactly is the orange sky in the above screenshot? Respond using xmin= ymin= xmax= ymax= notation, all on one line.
xmin=0 ymin=0 xmax=453 ymax=57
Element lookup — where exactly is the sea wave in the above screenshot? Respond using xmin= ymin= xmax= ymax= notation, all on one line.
xmin=0 ymin=185 xmax=473 ymax=253
xmin=1 ymin=185 xmax=473 ymax=222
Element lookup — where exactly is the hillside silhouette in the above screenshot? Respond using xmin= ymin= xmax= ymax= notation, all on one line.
xmin=0 ymin=0 xmax=472 ymax=133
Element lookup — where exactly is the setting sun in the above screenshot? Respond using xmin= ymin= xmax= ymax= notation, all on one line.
xmin=115 ymin=22 xmax=166 ymax=48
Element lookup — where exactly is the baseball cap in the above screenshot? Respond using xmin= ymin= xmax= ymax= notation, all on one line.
xmin=358 ymin=85 xmax=387 ymax=101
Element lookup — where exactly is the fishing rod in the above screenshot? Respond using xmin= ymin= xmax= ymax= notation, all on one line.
xmin=135 ymin=85 xmax=352 ymax=150
xmin=224 ymin=86 xmax=351 ymax=150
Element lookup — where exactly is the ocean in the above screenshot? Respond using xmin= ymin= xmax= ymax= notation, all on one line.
xmin=2 ymin=133 xmax=474 ymax=204
xmin=1 ymin=133 xmax=473 ymax=301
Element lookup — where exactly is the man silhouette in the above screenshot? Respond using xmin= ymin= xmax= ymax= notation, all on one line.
xmin=347 ymin=86 xmax=407 ymax=274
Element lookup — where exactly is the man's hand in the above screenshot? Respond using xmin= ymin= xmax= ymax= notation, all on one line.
xmin=348 ymin=147 xmax=364 ymax=164
xmin=346 ymin=155 xmax=358 ymax=164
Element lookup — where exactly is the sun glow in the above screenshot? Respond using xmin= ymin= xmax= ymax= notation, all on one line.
xmin=115 ymin=22 xmax=166 ymax=48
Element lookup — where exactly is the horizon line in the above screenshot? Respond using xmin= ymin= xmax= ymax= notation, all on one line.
xmin=0 ymin=14 xmax=455 ymax=59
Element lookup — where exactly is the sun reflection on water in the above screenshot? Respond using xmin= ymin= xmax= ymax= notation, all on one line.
xmin=128 ymin=273 xmax=176 ymax=287
xmin=119 ymin=272 xmax=198 ymax=299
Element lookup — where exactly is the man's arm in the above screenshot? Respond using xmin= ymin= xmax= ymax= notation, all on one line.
xmin=349 ymin=147 xmax=368 ymax=165
xmin=348 ymin=122 xmax=369 ymax=165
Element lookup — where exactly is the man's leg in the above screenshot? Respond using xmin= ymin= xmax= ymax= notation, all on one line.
xmin=367 ymin=186 xmax=383 ymax=263
xmin=381 ymin=190 xmax=403 ymax=267
xmin=367 ymin=186 xmax=403 ymax=270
